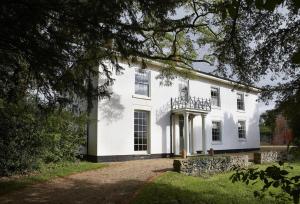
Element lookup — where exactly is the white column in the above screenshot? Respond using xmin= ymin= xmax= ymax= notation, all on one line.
xmin=174 ymin=115 xmax=180 ymax=155
xmin=184 ymin=112 xmax=190 ymax=155
xmin=201 ymin=114 xmax=207 ymax=155
xmin=190 ymin=115 xmax=194 ymax=154
xmin=171 ymin=114 xmax=176 ymax=155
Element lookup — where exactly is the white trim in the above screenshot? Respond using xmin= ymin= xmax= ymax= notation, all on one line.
xmin=132 ymin=94 xmax=151 ymax=100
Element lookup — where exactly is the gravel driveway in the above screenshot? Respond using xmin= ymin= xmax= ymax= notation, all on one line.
xmin=0 ymin=158 xmax=173 ymax=204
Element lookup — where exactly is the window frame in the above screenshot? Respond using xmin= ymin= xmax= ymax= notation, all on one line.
xmin=238 ymin=120 xmax=246 ymax=140
xmin=211 ymin=87 xmax=221 ymax=107
xmin=178 ymin=79 xmax=189 ymax=100
xmin=237 ymin=93 xmax=245 ymax=111
xmin=134 ymin=69 xmax=150 ymax=97
xmin=134 ymin=110 xmax=149 ymax=152
xmin=211 ymin=120 xmax=222 ymax=143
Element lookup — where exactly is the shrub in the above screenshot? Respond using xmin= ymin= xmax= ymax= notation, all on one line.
xmin=0 ymin=98 xmax=87 ymax=176
xmin=0 ymin=100 xmax=44 ymax=176
xmin=41 ymin=111 xmax=87 ymax=163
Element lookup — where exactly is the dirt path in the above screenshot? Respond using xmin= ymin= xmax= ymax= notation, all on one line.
xmin=0 ymin=159 xmax=173 ymax=204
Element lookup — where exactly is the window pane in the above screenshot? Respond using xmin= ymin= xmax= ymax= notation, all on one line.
xmin=238 ymin=121 xmax=246 ymax=139
xmin=135 ymin=70 xmax=149 ymax=96
xmin=237 ymin=93 xmax=244 ymax=110
xmin=212 ymin=121 xmax=221 ymax=141
xmin=134 ymin=110 xmax=148 ymax=151
xmin=211 ymin=88 xmax=220 ymax=106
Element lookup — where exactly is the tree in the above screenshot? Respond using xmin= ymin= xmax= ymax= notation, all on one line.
xmin=259 ymin=111 xmax=274 ymax=144
xmin=209 ymin=1 xmax=300 ymax=203
xmin=0 ymin=0 xmax=222 ymax=110
xmin=277 ymin=89 xmax=300 ymax=145
xmin=0 ymin=0 xmax=224 ymax=174
xmin=206 ymin=0 xmax=300 ymax=142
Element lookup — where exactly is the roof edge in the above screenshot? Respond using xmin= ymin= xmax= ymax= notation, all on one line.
xmin=142 ymin=59 xmax=261 ymax=93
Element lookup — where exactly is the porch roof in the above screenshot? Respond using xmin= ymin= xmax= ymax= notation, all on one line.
xmin=171 ymin=96 xmax=211 ymax=114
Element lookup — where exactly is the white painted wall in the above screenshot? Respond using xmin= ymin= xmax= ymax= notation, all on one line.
xmin=88 ymin=62 xmax=260 ymax=156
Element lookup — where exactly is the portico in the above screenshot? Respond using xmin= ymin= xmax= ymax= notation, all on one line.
xmin=170 ymin=96 xmax=211 ymax=156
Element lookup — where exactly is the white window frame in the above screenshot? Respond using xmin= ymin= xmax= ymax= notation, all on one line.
xmin=238 ymin=120 xmax=246 ymax=140
xmin=211 ymin=87 xmax=221 ymax=107
xmin=134 ymin=110 xmax=149 ymax=153
xmin=237 ymin=93 xmax=245 ymax=111
xmin=212 ymin=120 xmax=222 ymax=143
xmin=178 ymin=79 xmax=189 ymax=100
xmin=134 ymin=69 xmax=150 ymax=98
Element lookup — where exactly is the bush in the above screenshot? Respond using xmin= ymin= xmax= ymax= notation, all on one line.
xmin=42 ymin=110 xmax=86 ymax=163
xmin=0 ymin=100 xmax=44 ymax=176
xmin=0 ymin=98 xmax=87 ymax=176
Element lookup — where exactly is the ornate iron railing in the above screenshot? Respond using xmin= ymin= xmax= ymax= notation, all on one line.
xmin=171 ymin=96 xmax=211 ymax=112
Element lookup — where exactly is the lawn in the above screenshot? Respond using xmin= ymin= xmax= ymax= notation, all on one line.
xmin=0 ymin=161 xmax=106 ymax=195
xmin=133 ymin=162 xmax=300 ymax=204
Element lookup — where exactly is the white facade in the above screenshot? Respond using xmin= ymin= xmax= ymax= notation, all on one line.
xmin=87 ymin=61 xmax=260 ymax=160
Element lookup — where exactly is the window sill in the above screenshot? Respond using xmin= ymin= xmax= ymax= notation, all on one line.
xmin=212 ymin=106 xmax=221 ymax=110
xmin=133 ymin=151 xmax=149 ymax=155
xmin=238 ymin=138 xmax=247 ymax=142
xmin=212 ymin=141 xmax=222 ymax=145
xmin=132 ymin=94 xmax=151 ymax=100
xmin=237 ymin=109 xmax=245 ymax=113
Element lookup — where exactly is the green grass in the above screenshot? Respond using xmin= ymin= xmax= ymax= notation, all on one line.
xmin=133 ymin=162 xmax=300 ymax=204
xmin=0 ymin=161 xmax=106 ymax=195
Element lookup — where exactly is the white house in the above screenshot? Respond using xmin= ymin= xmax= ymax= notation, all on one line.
xmin=86 ymin=60 xmax=260 ymax=162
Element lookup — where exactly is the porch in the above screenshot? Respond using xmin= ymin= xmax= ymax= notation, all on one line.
xmin=170 ymin=96 xmax=211 ymax=156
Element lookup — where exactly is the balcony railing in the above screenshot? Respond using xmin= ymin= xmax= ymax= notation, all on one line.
xmin=171 ymin=96 xmax=211 ymax=112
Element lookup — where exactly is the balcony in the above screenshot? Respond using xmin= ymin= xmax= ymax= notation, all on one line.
xmin=171 ymin=96 xmax=211 ymax=113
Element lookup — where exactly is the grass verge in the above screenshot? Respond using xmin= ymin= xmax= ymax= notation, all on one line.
xmin=0 ymin=161 xmax=106 ymax=195
xmin=133 ymin=162 xmax=300 ymax=204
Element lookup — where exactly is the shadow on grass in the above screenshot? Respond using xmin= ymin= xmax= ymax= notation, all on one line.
xmin=0 ymin=178 xmax=145 ymax=204
xmin=0 ymin=176 xmax=272 ymax=204
xmin=0 ymin=171 xmax=293 ymax=204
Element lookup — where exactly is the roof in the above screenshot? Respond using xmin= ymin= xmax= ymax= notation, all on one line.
xmin=143 ymin=59 xmax=261 ymax=93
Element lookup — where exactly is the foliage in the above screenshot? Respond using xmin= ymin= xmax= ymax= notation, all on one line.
xmin=0 ymin=0 xmax=221 ymax=109
xmin=230 ymin=162 xmax=300 ymax=204
xmin=0 ymin=97 xmax=87 ymax=176
xmin=260 ymin=110 xmax=279 ymax=132
xmin=0 ymin=161 xmax=105 ymax=195
xmin=260 ymin=111 xmax=276 ymax=143
xmin=2 ymin=0 xmax=298 ymax=107
xmin=213 ymin=0 xmax=300 ymax=97
xmin=277 ymin=89 xmax=300 ymax=145
xmin=211 ymin=0 xmax=300 ymax=145
xmin=42 ymin=110 xmax=87 ymax=163
xmin=0 ymin=99 xmax=44 ymax=176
